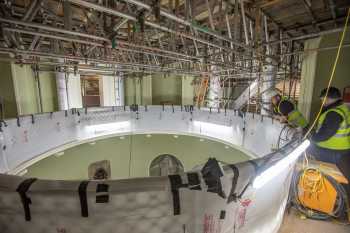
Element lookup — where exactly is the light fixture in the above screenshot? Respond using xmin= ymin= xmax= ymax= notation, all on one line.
xmin=146 ymin=134 xmax=152 ymax=138
xmin=252 ymin=140 xmax=310 ymax=189
xmin=199 ymin=138 xmax=205 ymax=142
xmin=225 ymin=145 xmax=230 ymax=149
xmin=85 ymin=121 xmax=130 ymax=133
xmin=54 ymin=151 xmax=65 ymax=157
xmin=173 ymin=135 xmax=179 ymax=138
xmin=119 ymin=136 xmax=125 ymax=140
xmin=17 ymin=169 xmax=28 ymax=176
xmin=193 ymin=121 xmax=232 ymax=134
xmin=89 ymin=141 xmax=96 ymax=145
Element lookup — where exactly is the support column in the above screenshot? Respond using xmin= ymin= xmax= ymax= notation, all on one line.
xmin=115 ymin=72 xmax=125 ymax=106
xmin=55 ymin=71 xmax=82 ymax=110
xmin=207 ymin=66 xmax=222 ymax=108
xmin=55 ymin=72 xmax=69 ymax=110
xmin=261 ymin=58 xmax=277 ymax=115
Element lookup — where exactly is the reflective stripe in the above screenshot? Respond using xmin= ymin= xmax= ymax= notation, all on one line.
xmin=334 ymin=132 xmax=350 ymax=138
xmin=317 ymin=103 xmax=350 ymax=150
xmin=339 ymin=124 xmax=350 ymax=130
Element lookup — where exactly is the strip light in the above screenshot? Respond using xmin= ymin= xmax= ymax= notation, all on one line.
xmin=85 ymin=121 xmax=130 ymax=133
xmin=253 ymin=140 xmax=310 ymax=189
xmin=193 ymin=120 xmax=232 ymax=131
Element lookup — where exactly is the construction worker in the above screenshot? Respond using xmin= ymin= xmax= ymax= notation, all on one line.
xmin=308 ymin=87 xmax=350 ymax=212
xmin=270 ymin=92 xmax=308 ymax=131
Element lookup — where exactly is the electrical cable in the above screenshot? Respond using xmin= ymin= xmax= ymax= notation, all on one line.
xmin=303 ymin=8 xmax=350 ymax=140
xmin=291 ymin=168 xmax=348 ymax=220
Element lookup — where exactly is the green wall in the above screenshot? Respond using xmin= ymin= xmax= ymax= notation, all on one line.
xmin=11 ymin=64 xmax=40 ymax=114
xmin=307 ymin=29 xmax=350 ymax=120
xmin=124 ymin=76 xmax=153 ymax=105
xmin=124 ymin=74 xmax=195 ymax=106
xmin=24 ymin=134 xmax=249 ymax=180
xmin=0 ymin=62 xmax=17 ymax=118
xmin=0 ymin=63 xmax=59 ymax=117
xmin=182 ymin=76 xmax=195 ymax=105
xmin=152 ymin=74 xmax=182 ymax=105
xmin=39 ymin=72 xmax=58 ymax=112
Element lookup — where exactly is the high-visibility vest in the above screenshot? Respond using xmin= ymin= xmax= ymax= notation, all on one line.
xmin=274 ymin=97 xmax=308 ymax=129
xmin=317 ymin=103 xmax=350 ymax=150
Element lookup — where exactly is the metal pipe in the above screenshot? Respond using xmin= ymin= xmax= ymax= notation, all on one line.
xmin=63 ymin=0 xmax=252 ymax=53
xmin=3 ymin=27 xmax=104 ymax=47
xmin=0 ymin=21 xmax=197 ymax=62
xmin=0 ymin=48 xmax=208 ymax=75
xmin=240 ymin=0 xmax=249 ymax=45
xmin=265 ymin=27 xmax=344 ymax=45
xmin=122 ymin=0 xmax=253 ymax=51
xmin=0 ymin=18 xmax=110 ymax=42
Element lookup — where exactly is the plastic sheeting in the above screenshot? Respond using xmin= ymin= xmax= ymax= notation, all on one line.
xmin=0 ymin=106 xmax=299 ymax=233
xmin=0 ymin=139 xmax=299 ymax=233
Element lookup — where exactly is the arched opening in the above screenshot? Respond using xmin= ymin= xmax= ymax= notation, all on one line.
xmin=149 ymin=154 xmax=184 ymax=176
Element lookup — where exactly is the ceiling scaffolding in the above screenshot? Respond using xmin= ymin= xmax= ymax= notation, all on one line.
xmin=0 ymin=0 xmax=349 ymax=110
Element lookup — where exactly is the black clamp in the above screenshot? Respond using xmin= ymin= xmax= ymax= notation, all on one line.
xmin=31 ymin=114 xmax=35 ymax=124
xmin=16 ymin=116 xmax=21 ymax=127
xmin=187 ymin=173 xmax=201 ymax=190
xmin=96 ymin=183 xmax=109 ymax=204
xmin=16 ymin=178 xmax=37 ymax=221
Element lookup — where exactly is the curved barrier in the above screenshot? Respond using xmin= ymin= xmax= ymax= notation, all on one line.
xmin=0 ymin=106 xmax=305 ymax=233
xmin=0 ymin=106 xmax=285 ymax=174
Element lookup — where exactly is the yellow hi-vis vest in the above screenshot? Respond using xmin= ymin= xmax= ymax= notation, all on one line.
xmin=317 ymin=103 xmax=350 ymax=150
xmin=274 ymin=97 xmax=308 ymax=129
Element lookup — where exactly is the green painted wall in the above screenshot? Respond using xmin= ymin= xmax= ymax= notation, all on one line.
xmin=182 ymin=76 xmax=195 ymax=105
xmin=124 ymin=76 xmax=152 ymax=105
xmin=24 ymin=134 xmax=249 ymax=180
xmin=0 ymin=62 xmax=17 ymax=118
xmin=152 ymin=74 xmax=182 ymax=105
xmin=11 ymin=64 xmax=39 ymax=115
xmin=10 ymin=64 xmax=58 ymax=115
xmin=308 ymin=29 xmax=350 ymax=120
xmin=39 ymin=72 xmax=58 ymax=112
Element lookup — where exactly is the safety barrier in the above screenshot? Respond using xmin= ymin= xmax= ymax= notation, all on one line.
xmin=0 ymin=106 xmax=301 ymax=233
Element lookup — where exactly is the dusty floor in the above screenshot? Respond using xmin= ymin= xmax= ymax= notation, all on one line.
xmin=278 ymin=209 xmax=350 ymax=233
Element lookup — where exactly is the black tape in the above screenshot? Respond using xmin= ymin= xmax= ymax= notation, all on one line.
xmin=16 ymin=178 xmax=37 ymax=221
xmin=227 ymin=164 xmax=240 ymax=203
xmin=96 ymin=183 xmax=109 ymax=203
xmin=168 ymin=175 xmax=185 ymax=215
xmin=187 ymin=173 xmax=201 ymax=190
xmin=220 ymin=210 xmax=226 ymax=219
xmin=201 ymin=158 xmax=225 ymax=198
xmin=78 ymin=181 xmax=90 ymax=217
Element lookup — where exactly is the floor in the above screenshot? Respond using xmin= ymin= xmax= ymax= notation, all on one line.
xmin=278 ymin=209 xmax=350 ymax=233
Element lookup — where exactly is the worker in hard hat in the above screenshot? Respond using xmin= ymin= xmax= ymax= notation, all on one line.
xmin=270 ymin=91 xmax=308 ymax=131
xmin=309 ymin=87 xmax=350 ymax=211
